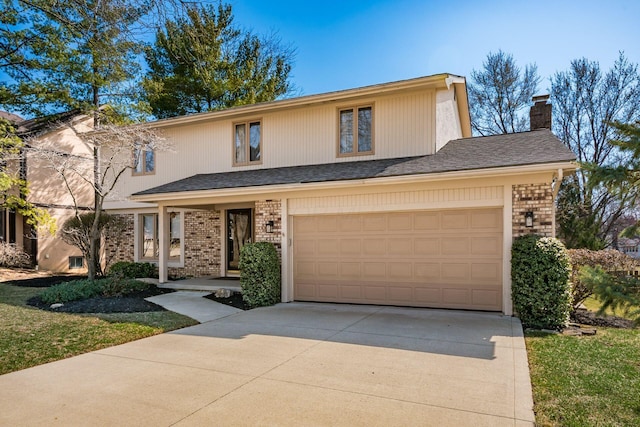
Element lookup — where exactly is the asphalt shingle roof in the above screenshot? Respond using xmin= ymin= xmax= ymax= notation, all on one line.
xmin=133 ymin=129 xmax=576 ymax=197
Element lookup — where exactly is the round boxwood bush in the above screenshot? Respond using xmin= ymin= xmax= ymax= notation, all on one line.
xmin=511 ymin=234 xmax=571 ymax=330
xmin=239 ymin=242 xmax=281 ymax=308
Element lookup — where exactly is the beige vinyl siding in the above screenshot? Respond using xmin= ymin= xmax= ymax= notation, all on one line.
xmin=107 ymin=89 xmax=437 ymax=201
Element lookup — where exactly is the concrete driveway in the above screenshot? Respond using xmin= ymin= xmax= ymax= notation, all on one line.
xmin=0 ymin=303 xmax=534 ymax=426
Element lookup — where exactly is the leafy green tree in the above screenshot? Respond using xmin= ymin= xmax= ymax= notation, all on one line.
xmin=552 ymin=53 xmax=640 ymax=249
xmin=584 ymin=120 xmax=640 ymax=237
xmin=143 ymin=2 xmax=295 ymax=119
xmin=468 ymin=50 xmax=540 ymax=136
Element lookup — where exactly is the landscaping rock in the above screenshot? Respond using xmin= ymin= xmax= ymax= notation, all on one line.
xmin=562 ymin=329 xmax=583 ymax=336
xmin=581 ymin=328 xmax=597 ymax=335
xmin=214 ymin=288 xmax=233 ymax=298
xmin=50 ymin=303 xmax=64 ymax=309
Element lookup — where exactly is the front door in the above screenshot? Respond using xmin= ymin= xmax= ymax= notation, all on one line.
xmin=227 ymin=209 xmax=253 ymax=273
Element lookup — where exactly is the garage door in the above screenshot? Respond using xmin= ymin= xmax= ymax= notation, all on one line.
xmin=293 ymin=208 xmax=503 ymax=311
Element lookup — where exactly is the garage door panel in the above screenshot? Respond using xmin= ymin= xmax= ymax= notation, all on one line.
xmin=316 ymin=262 xmax=338 ymax=277
xmin=293 ymin=208 xmax=503 ymax=311
xmin=414 ymin=238 xmax=439 ymax=255
xmin=295 ymin=261 xmax=316 ymax=277
xmin=441 ymin=263 xmax=469 ymax=280
xmin=471 ymin=236 xmax=501 ymax=256
xmin=388 ymin=239 xmax=413 ymax=255
xmin=362 ymin=214 xmax=387 ymax=231
xmin=364 ymin=286 xmax=387 ymax=301
xmin=387 ymin=213 xmax=413 ymax=231
xmin=295 ymin=239 xmax=316 ymax=255
xmin=441 ymin=212 xmax=468 ymax=229
xmin=340 ymin=239 xmax=361 ymax=255
xmin=339 ymin=262 xmax=361 ymax=278
xmin=388 ymin=263 xmax=413 ymax=279
xmin=318 ymin=284 xmax=339 ymax=298
xmin=415 ymin=263 xmax=440 ymax=279
xmin=441 ymin=238 xmax=470 ymax=255
xmin=471 ymin=263 xmax=501 ymax=281
xmin=338 ymin=216 xmax=361 ymax=233
xmin=363 ymin=238 xmax=386 ymax=255
xmin=471 ymin=210 xmax=501 ymax=229
xmin=363 ymin=262 xmax=386 ymax=278
xmin=388 ymin=286 xmax=413 ymax=302
xmin=414 ymin=212 xmax=439 ymax=230
xmin=471 ymin=288 xmax=501 ymax=307
xmin=415 ymin=286 xmax=441 ymax=303
xmin=443 ymin=288 xmax=470 ymax=305
xmin=317 ymin=239 xmax=339 ymax=255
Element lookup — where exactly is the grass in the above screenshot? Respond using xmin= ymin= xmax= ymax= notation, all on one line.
xmin=582 ymin=296 xmax=640 ymax=320
xmin=526 ymin=328 xmax=640 ymax=426
xmin=0 ymin=282 xmax=197 ymax=375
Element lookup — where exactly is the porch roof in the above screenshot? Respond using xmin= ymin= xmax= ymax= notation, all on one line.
xmin=133 ymin=129 xmax=576 ymax=197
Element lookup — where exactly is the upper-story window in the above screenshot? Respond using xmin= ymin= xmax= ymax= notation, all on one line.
xmin=338 ymin=105 xmax=373 ymax=156
xmin=234 ymin=120 xmax=261 ymax=166
xmin=133 ymin=143 xmax=155 ymax=175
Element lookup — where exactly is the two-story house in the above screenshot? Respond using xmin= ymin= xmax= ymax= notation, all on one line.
xmin=1 ymin=111 xmax=94 ymax=272
xmin=104 ymin=74 xmax=576 ymax=315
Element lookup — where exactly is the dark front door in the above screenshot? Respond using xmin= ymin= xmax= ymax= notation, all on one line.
xmin=227 ymin=209 xmax=252 ymax=272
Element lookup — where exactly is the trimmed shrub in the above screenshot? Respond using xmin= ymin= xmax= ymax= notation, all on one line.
xmin=511 ymin=234 xmax=572 ymax=330
xmin=40 ymin=277 xmax=151 ymax=304
xmin=108 ymin=261 xmax=157 ymax=279
xmin=239 ymin=242 xmax=281 ymax=308
xmin=0 ymin=242 xmax=30 ymax=268
xmin=567 ymin=249 xmax=638 ymax=311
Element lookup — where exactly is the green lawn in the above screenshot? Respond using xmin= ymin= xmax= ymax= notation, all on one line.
xmin=0 ymin=283 xmax=197 ymax=375
xmin=526 ymin=328 xmax=640 ymax=426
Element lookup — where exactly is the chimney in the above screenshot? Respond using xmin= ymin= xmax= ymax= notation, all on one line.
xmin=530 ymin=95 xmax=552 ymax=130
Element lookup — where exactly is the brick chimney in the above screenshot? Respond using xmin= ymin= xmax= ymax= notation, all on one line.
xmin=530 ymin=95 xmax=552 ymax=130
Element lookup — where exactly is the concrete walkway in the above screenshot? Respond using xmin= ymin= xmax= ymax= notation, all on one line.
xmin=0 ymin=303 xmax=534 ymax=426
xmin=145 ymin=291 xmax=241 ymax=323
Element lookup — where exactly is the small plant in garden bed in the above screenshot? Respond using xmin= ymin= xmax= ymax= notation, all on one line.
xmin=38 ymin=277 xmax=152 ymax=304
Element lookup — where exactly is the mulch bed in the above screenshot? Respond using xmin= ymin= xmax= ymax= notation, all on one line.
xmin=5 ymin=275 xmax=87 ymax=288
xmin=4 ymin=275 xmax=174 ymax=314
xmin=205 ymin=291 xmax=251 ymax=310
xmin=571 ymin=309 xmax=636 ymax=329
xmin=26 ymin=287 xmax=174 ymax=314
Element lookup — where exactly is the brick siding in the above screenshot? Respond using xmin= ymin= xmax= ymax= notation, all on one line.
xmin=512 ymin=183 xmax=554 ymax=238
xmin=254 ymin=200 xmax=282 ymax=256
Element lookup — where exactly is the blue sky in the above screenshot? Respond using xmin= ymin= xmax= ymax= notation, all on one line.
xmin=231 ymin=0 xmax=640 ymax=96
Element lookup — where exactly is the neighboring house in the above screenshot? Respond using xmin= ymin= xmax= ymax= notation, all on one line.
xmin=619 ymin=238 xmax=640 ymax=259
xmin=0 ymin=111 xmax=94 ymax=272
xmin=103 ymin=74 xmax=577 ymax=315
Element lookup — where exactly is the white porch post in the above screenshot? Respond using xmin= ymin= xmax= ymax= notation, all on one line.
xmin=280 ymin=198 xmax=291 ymax=302
xmin=158 ymin=205 xmax=169 ymax=283
xmin=503 ymin=183 xmax=513 ymax=316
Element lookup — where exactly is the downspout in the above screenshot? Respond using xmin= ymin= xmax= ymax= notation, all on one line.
xmin=552 ymin=168 xmax=564 ymax=238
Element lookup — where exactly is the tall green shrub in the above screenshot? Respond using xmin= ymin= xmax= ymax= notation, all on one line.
xmin=239 ymin=242 xmax=281 ymax=308
xmin=108 ymin=261 xmax=157 ymax=279
xmin=511 ymin=234 xmax=572 ymax=329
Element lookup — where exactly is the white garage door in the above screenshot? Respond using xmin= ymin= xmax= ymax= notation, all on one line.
xmin=293 ymin=208 xmax=503 ymax=311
